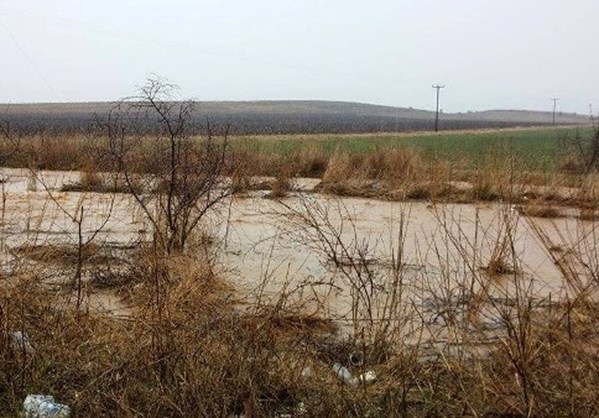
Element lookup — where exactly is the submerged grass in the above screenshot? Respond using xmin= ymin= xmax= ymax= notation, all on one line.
xmin=5 ymin=126 xmax=595 ymax=208
xmin=2 ymin=170 xmax=599 ymax=415
xmin=3 ymin=240 xmax=599 ymax=417
xmin=12 ymin=243 xmax=120 ymax=266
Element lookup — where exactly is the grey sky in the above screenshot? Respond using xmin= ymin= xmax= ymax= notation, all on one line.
xmin=1 ymin=0 xmax=597 ymax=113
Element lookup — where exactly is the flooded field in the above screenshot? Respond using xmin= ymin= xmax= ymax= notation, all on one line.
xmin=2 ymin=168 xmax=594 ymax=341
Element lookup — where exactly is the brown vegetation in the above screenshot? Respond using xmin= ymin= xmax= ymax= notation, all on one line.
xmin=3 ymin=202 xmax=599 ymax=416
xmin=12 ymin=243 xmax=119 ymax=266
xmin=578 ymin=208 xmax=599 ymax=221
xmin=1 ymin=124 xmax=599 ymax=209
xmin=1 ymin=81 xmax=599 ymax=416
xmin=520 ymin=204 xmax=562 ymax=218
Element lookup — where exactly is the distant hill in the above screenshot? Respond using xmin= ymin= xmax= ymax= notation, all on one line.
xmin=0 ymin=100 xmax=589 ymax=135
xmin=450 ymin=109 xmax=587 ymax=124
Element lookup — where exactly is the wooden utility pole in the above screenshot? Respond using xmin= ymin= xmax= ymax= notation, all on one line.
xmin=552 ymin=98 xmax=559 ymax=125
xmin=433 ymin=84 xmax=445 ymax=132
xmin=590 ymin=104 xmax=594 ymax=126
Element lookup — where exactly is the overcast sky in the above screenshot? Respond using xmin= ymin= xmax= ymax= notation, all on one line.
xmin=0 ymin=0 xmax=597 ymax=113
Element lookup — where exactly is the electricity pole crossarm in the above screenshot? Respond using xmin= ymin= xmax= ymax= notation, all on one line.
xmin=432 ymin=84 xmax=446 ymax=132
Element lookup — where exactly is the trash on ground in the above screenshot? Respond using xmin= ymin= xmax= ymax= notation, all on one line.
xmin=349 ymin=351 xmax=364 ymax=367
xmin=333 ymin=363 xmax=377 ymax=386
xmin=23 ymin=395 xmax=71 ymax=418
xmin=333 ymin=363 xmax=357 ymax=385
xmin=356 ymin=370 xmax=377 ymax=384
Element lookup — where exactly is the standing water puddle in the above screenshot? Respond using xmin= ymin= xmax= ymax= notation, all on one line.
xmin=1 ymin=168 xmax=594 ymax=341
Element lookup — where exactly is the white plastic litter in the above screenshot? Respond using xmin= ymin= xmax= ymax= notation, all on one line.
xmin=333 ymin=363 xmax=377 ymax=386
xmin=301 ymin=366 xmax=312 ymax=379
xmin=23 ymin=395 xmax=71 ymax=418
xmin=332 ymin=363 xmax=357 ymax=386
xmin=356 ymin=370 xmax=377 ymax=384
xmin=10 ymin=330 xmax=35 ymax=354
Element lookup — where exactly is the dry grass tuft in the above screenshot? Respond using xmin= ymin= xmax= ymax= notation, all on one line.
xmin=294 ymin=146 xmax=329 ymax=177
xmin=483 ymin=256 xmax=516 ymax=276
xmin=323 ymin=147 xmax=421 ymax=185
xmin=579 ymin=208 xmax=599 ymax=221
xmin=521 ymin=204 xmax=562 ymax=218
xmin=248 ymin=306 xmax=338 ymax=335
xmin=266 ymin=169 xmax=294 ymax=199
xmin=267 ymin=176 xmax=292 ymax=199
xmin=11 ymin=243 xmax=120 ymax=266
xmin=60 ymin=172 xmax=141 ymax=194
xmin=3 ymin=206 xmax=599 ymax=416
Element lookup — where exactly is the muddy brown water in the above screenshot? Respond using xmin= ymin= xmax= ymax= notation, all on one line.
xmin=1 ymin=168 xmax=595 ymax=343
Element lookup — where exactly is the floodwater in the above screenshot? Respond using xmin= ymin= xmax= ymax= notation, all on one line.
xmin=1 ymin=168 xmax=596 ymax=341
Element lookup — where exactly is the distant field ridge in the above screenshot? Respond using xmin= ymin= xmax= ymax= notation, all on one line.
xmin=0 ymin=100 xmax=588 ymax=135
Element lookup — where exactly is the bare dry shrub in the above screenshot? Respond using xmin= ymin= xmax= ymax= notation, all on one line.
xmin=482 ymin=209 xmax=518 ymax=278
xmin=101 ymin=77 xmax=230 ymax=254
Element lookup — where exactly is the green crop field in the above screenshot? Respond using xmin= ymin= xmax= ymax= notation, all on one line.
xmin=234 ymin=126 xmax=594 ymax=172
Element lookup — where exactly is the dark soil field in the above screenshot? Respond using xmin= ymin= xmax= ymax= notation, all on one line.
xmin=0 ymin=100 xmax=588 ymax=135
